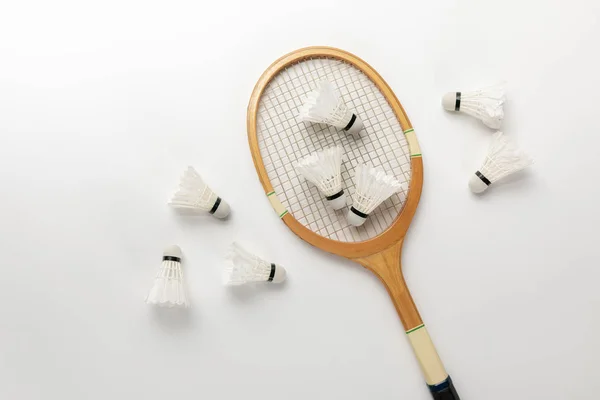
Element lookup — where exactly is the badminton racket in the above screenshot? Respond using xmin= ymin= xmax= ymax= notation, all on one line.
xmin=247 ymin=47 xmax=459 ymax=399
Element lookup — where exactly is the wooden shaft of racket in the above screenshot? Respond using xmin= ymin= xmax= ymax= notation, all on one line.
xmin=355 ymin=243 xmax=451 ymax=391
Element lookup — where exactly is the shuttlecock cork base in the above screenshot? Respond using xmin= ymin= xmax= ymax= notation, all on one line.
xmin=208 ymin=197 xmax=230 ymax=218
xmin=348 ymin=206 xmax=369 ymax=226
xmin=325 ymin=190 xmax=347 ymax=210
xmin=267 ymin=262 xmax=287 ymax=283
xmin=469 ymin=171 xmax=492 ymax=194
xmin=442 ymin=92 xmax=462 ymax=112
xmin=341 ymin=109 xmax=364 ymax=138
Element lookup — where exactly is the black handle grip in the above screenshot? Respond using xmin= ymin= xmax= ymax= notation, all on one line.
xmin=429 ymin=376 xmax=460 ymax=400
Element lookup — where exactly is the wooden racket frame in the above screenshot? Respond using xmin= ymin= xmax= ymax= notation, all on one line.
xmin=247 ymin=47 xmax=451 ymax=389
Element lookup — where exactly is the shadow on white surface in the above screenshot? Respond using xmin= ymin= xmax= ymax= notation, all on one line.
xmin=170 ymin=208 xmax=233 ymax=221
xmin=440 ymin=105 xmax=498 ymax=133
xmin=225 ymin=280 xmax=289 ymax=303
xmin=151 ymin=306 xmax=193 ymax=330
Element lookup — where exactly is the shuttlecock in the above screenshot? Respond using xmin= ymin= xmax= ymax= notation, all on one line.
xmin=442 ymin=83 xmax=506 ymax=129
xmin=469 ymin=131 xmax=533 ymax=194
xmin=348 ymin=164 xmax=405 ymax=227
xmin=299 ymin=81 xmax=364 ymax=137
xmin=145 ymin=245 xmax=189 ymax=308
xmin=296 ymin=146 xmax=346 ymax=210
xmin=169 ymin=166 xmax=230 ymax=218
xmin=224 ymin=242 xmax=286 ymax=285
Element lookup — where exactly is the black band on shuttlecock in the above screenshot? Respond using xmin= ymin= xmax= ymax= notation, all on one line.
xmin=475 ymin=171 xmax=491 ymax=186
xmin=325 ymin=190 xmax=344 ymax=201
xmin=455 ymin=92 xmax=461 ymax=111
xmin=343 ymin=114 xmax=357 ymax=131
xmin=268 ymin=263 xmax=276 ymax=282
xmin=162 ymin=256 xmax=181 ymax=263
xmin=209 ymin=197 xmax=221 ymax=214
xmin=350 ymin=206 xmax=368 ymax=219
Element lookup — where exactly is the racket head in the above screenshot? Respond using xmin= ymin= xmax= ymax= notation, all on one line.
xmin=247 ymin=47 xmax=423 ymax=261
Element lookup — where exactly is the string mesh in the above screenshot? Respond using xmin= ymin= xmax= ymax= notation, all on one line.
xmin=256 ymin=57 xmax=412 ymax=242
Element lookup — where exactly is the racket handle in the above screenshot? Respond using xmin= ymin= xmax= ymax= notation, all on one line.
xmin=355 ymin=246 xmax=460 ymax=399
xmin=429 ymin=376 xmax=460 ymax=399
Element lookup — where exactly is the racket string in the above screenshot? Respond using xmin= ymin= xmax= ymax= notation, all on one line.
xmin=257 ymin=57 xmax=411 ymax=242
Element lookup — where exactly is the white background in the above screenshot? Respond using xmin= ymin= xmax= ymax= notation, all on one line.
xmin=0 ymin=1 xmax=598 ymax=399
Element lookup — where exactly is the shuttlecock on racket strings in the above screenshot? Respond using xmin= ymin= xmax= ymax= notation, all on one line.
xmin=169 ymin=166 xmax=230 ymax=218
xmin=469 ymin=131 xmax=533 ymax=194
xmin=348 ymin=164 xmax=405 ymax=227
xmin=299 ymin=81 xmax=364 ymax=137
xmin=224 ymin=242 xmax=287 ymax=285
xmin=296 ymin=146 xmax=346 ymax=210
xmin=442 ymin=83 xmax=506 ymax=129
xmin=145 ymin=245 xmax=189 ymax=308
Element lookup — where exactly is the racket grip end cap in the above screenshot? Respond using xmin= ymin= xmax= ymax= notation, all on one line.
xmin=429 ymin=376 xmax=460 ymax=400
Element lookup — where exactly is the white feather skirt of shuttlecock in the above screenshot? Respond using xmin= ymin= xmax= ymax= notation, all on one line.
xmin=469 ymin=131 xmax=533 ymax=193
xmin=169 ymin=166 xmax=230 ymax=218
xmin=296 ymin=146 xmax=346 ymax=210
xmin=348 ymin=164 xmax=404 ymax=226
xmin=299 ymin=81 xmax=356 ymax=129
xmin=443 ymin=83 xmax=506 ymax=129
xmin=146 ymin=259 xmax=189 ymax=308
xmin=223 ymin=242 xmax=286 ymax=285
xmin=353 ymin=164 xmax=404 ymax=214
